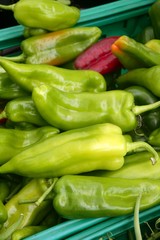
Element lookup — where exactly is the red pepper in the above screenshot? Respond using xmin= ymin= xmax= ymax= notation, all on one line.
xmin=74 ymin=36 xmax=122 ymax=74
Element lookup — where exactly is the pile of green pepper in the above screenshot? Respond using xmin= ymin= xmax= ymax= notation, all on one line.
xmin=1 ymin=0 xmax=160 ymax=239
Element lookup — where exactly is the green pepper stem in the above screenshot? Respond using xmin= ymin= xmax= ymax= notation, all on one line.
xmin=134 ymin=193 xmax=142 ymax=240
xmin=35 ymin=178 xmax=58 ymax=206
xmin=133 ymin=101 xmax=160 ymax=115
xmin=127 ymin=141 xmax=159 ymax=165
xmin=2 ymin=53 xmax=26 ymax=63
xmin=0 ymin=4 xmax=15 ymax=11
xmin=0 ymin=213 xmax=24 ymax=240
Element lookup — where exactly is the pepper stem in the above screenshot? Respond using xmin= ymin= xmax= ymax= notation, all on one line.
xmin=35 ymin=178 xmax=58 ymax=206
xmin=2 ymin=53 xmax=26 ymax=63
xmin=134 ymin=193 xmax=142 ymax=240
xmin=0 ymin=4 xmax=15 ymax=11
xmin=133 ymin=101 xmax=160 ymax=115
xmin=127 ymin=141 xmax=159 ymax=165
xmin=0 ymin=213 xmax=24 ymax=240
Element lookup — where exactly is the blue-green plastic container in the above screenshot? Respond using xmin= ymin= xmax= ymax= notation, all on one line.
xmin=0 ymin=0 xmax=158 ymax=239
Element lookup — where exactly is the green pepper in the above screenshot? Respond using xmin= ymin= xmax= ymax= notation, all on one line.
xmin=0 ymin=178 xmax=55 ymax=240
xmin=136 ymin=26 xmax=155 ymax=44
xmin=0 ymin=0 xmax=80 ymax=31
xmin=145 ymin=39 xmax=160 ymax=53
xmin=149 ymin=0 xmax=160 ymax=39
xmin=0 ymin=72 xmax=29 ymax=99
xmin=32 ymin=84 xmax=160 ymax=132
xmin=86 ymin=152 xmax=160 ymax=180
xmin=0 ymin=125 xmax=59 ymax=165
xmin=148 ymin=128 xmax=160 ymax=147
xmin=0 ymin=123 xmax=158 ymax=178
xmin=0 ymin=58 xmax=106 ymax=93
xmin=125 ymin=86 xmax=160 ymax=133
xmin=11 ymin=226 xmax=48 ymax=240
xmin=0 ymin=179 xmax=11 ymax=225
xmin=53 ymin=174 xmax=160 ymax=218
xmin=23 ymin=27 xmax=49 ymax=39
xmin=3 ymin=27 xmax=102 ymax=65
xmin=111 ymin=35 xmax=160 ymax=70
xmin=0 ymin=97 xmax=48 ymax=126
xmin=116 ymin=66 xmax=160 ymax=98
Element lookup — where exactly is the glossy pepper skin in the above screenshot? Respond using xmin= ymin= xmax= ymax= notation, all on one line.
xmin=125 ymin=86 xmax=160 ymax=133
xmin=0 ymin=178 xmax=54 ymax=239
xmin=53 ymin=175 xmax=160 ymax=219
xmin=0 ymin=97 xmax=48 ymax=126
xmin=0 ymin=72 xmax=29 ymax=99
xmin=3 ymin=27 xmax=102 ymax=65
xmin=0 ymin=126 xmax=59 ymax=165
xmin=0 ymin=58 xmax=107 ymax=93
xmin=0 ymin=0 xmax=80 ymax=31
xmin=111 ymin=35 xmax=160 ymax=70
xmin=116 ymin=65 xmax=160 ymax=98
xmin=74 ymin=36 xmax=122 ymax=75
xmin=149 ymin=0 xmax=160 ymax=39
xmin=0 ymin=123 xmax=158 ymax=178
xmin=32 ymin=84 xmax=160 ymax=132
xmin=87 ymin=152 xmax=160 ymax=180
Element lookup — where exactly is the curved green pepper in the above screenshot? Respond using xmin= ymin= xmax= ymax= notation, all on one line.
xmin=149 ymin=0 xmax=160 ymax=39
xmin=0 ymin=58 xmax=106 ymax=93
xmin=116 ymin=65 xmax=160 ymax=98
xmin=32 ymin=84 xmax=160 ymax=132
xmin=125 ymin=86 xmax=160 ymax=132
xmin=111 ymin=35 xmax=160 ymax=69
xmin=0 ymin=178 xmax=55 ymax=240
xmin=2 ymin=27 xmax=101 ymax=65
xmin=0 ymin=72 xmax=29 ymax=99
xmin=0 ymin=0 xmax=80 ymax=31
xmin=23 ymin=27 xmax=49 ymax=39
xmin=0 ymin=123 xmax=158 ymax=178
xmin=0 ymin=126 xmax=59 ymax=165
xmin=53 ymin=175 xmax=160 ymax=218
xmin=87 ymin=151 xmax=160 ymax=180
xmin=0 ymin=97 xmax=48 ymax=126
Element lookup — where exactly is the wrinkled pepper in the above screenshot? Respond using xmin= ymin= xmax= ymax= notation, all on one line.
xmin=53 ymin=175 xmax=160 ymax=218
xmin=125 ymin=86 xmax=160 ymax=133
xmin=3 ymin=27 xmax=102 ymax=65
xmin=0 ymin=126 xmax=59 ymax=165
xmin=0 ymin=97 xmax=48 ymax=126
xmin=148 ymin=128 xmax=160 ymax=147
xmin=0 ymin=0 xmax=80 ymax=31
xmin=0 ymin=58 xmax=107 ymax=93
xmin=0 ymin=72 xmax=29 ymax=99
xmin=86 ymin=152 xmax=160 ymax=180
xmin=0 ymin=178 xmax=55 ymax=240
xmin=149 ymin=0 xmax=160 ymax=39
xmin=32 ymin=84 xmax=160 ymax=132
xmin=111 ymin=35 xmax=160 ymax=69
xmin=0 ymin=123 xmax=158 ymax=178
xmin=74 ymin=36 xmax=122 ymax=75
xmin=116 ymin=65 xmax=160 ymax=98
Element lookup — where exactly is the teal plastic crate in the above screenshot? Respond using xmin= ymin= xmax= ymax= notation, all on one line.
xmin=24 ymin=205 xmax=160 ymax=240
